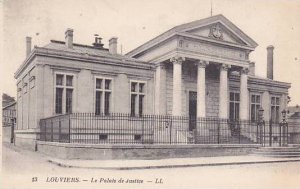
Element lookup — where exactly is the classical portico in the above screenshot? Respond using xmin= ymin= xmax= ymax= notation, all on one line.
xmin=128 ymin=14 xmax=258 ymax=120
xmin=154 ymin=56 xmax=250 ymax=120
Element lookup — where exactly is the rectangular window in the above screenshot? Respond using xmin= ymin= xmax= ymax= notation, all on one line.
xmin=104 ymin=92 xmax=110 ymax=115
xmin=66 ymin=89 xmax=73 ymax=114
xmin=66 ymin=75 xmax=73 ymax=86
xmin=271 ymin=96 xmax=280 ymax=123
xmin=95 ymin=78 xmax=112 ymax=115
xmin=95 ymin=91 xmax=102 ymax=115
xmin=55 ymin=88 xmax=63 ymax=114
xmin=130 ymin=81 xmax=146 ymax=116
xmin=55 ymin=73 xmax=74 ymax=114
xmin=229 ymin=92 xmax=240 ymax=121
xmin=131 ymin=94 xmax=136 ymax=116
xmin=250 ymin=94 xmax=261 ymax=121
xmin=56 ymin=74 xmax=64 ymax=85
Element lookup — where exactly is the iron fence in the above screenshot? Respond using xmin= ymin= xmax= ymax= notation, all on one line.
xmin=39 ymin=113 xmax=267 ymax=145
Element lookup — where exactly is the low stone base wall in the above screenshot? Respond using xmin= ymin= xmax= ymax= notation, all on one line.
xmin=37 ymin=141 xmax=259 ymax=160
xmin=290 ymin=133 xmax=300 ymax=144
xmin=2 ymin=126 xmax=12 ymax=143
xmin=14 ymin=131 xmax=38 ymax=151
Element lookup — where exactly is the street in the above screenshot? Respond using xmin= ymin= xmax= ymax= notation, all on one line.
xmin=2 ymin=143 xmax=300 ymax=189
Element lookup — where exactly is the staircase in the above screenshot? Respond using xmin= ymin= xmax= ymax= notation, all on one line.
xmin=194 ymin=128 xmax=256 ymax=144
xmin=252 ymin=146 xmax=300 ymax=158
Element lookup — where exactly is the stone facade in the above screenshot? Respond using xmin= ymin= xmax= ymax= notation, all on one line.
xmin=14 ymin=14 xmax=291 ymax=149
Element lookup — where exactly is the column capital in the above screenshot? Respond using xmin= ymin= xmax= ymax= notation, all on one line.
xmin=196 ymin=60 xmax=209 ymax=68
xmin=220 ymin=64 xmax=231 ymax=71
xmin=240 ymin=67 xmax=249 ymax=75
xmin=170 ymin=56 xmax=185 ymax=65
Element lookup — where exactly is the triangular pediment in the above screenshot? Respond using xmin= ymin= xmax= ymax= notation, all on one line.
xmin=126 ymin=14 xmax=258 ymax=58
xmin=184 ymin=22 xmax=248 ymax=46
xmin=176 ymin=15 xmax=258 ymax=48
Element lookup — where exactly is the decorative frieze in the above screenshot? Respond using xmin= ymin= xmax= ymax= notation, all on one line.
xmin=182 ymin=40 xmax=246 ymax=61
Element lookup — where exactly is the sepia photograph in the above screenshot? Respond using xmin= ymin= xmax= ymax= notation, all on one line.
xmin=1 ymin=0 xmax=300 ymax=188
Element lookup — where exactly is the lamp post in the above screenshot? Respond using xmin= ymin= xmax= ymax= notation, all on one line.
xmin=280 ymin=109 xmax=288 ymax=146
xmin=257 ymin=107 xmax=264 ymax=145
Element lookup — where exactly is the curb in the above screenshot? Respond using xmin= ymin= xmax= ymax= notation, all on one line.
xmin=47 ymin=158 xmax=300 ymax=170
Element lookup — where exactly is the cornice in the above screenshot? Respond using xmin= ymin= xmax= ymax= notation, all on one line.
xmin=248 ymin=76 xmax=291 ymax=89
xmin=15 ymin=47 xmax=155 ymax=78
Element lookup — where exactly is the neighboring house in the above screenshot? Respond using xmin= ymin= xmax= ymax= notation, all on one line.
xmin=287 ymin=105 xmax=300 ymax=116
xmin=288 ymin=105 xmax=300 ymax=144
xmin=2 ymin=93 xmax=15 ymax=108
xmin=14 ymin=14 xmax=290 ymax=150
xmin=2 ymin=94 xmax=16 ymax=143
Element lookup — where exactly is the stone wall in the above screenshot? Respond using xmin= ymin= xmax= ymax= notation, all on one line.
xmin=37 ymin=141 xmax=259 ymax=160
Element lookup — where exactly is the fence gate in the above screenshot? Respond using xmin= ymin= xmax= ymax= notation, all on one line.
xmin=261 ymin=121 xmax=288 ymax=147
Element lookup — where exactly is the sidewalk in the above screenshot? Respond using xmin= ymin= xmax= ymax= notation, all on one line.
xmin=48 ymin=155 xmax=300 ymax=170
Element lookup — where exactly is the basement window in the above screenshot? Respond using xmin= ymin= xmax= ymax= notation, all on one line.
xmin=99 ymin=134 xmax=108 ymax=140
xmin=134 ymin=134 xmax=142 ymax=141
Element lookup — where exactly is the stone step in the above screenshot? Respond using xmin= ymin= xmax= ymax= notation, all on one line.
xmin=252 ymin=146 xmax=300 ymax=158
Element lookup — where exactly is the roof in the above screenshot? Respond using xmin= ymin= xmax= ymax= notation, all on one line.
xmin=126 ymin=14 xmax=258 ymax=57
xmin=2 ymin=101 xmax=16 ymax=110
xmin=15 ymin=40 xmax=154 ymax=78
xmin=45 ymin=40 xmax=139 ymax=61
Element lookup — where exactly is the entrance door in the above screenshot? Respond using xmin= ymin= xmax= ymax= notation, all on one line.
xmin=189 ymin=91 xmax=197 ymax=131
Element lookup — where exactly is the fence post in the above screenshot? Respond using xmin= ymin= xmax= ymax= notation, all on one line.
xmin=269 ymin=121 xmax=272 ymax=147
xmin=58 ymin=117 xmax=61 ymax=142
xmin=238 ymin=121 xmax=241 ymax=144
xmin=51 ymin=119 xmax=53 ymax=142
xmin=10 ymin=118 xmax=15 ymax=144
xmin=279 ymin=123 xmax=282 ymax=146
xmin=217 ymin=120 xmax=220 ymax=144
xmin=286 ymin=122 xmax=289 ymax=145
xmin=142 ymin=115 xmax=144 ymax=144
xmin=68 ymin=114 xmax=71 ymax=143
xmin=256 ymin=121 xmax=259 ymax=143
xmin=169 ymin=116 xmax=172 ymax=144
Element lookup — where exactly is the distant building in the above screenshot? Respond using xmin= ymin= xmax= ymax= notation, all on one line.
xmin=288 ymin=105 xmax=300 ymax=144
xmin=2 ymin=94 xmax=16 ymax=143
xmin=2 ymin=93 xmax=15 ymax=108
xmin=14 ymin=14 xmax=290 ymax=149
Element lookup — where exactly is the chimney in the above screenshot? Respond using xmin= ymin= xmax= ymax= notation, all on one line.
xmin=26 ymin=37 xmax=32 ymax=57
xmin=92 ymin=34 xmax=104 ymax=49
xmin=249 ymin=62 xmax=255 ymax=76
xmin=267 ymin=45 xmax=274 ymax=79
xmin=65 ymin=28 xmax=73 ymax=49
xmin=109 ymin=37 xmax=118 ymax=55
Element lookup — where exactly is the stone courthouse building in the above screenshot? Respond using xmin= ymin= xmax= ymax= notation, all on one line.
xmin=14 ymin=15 xmax=291 ymax=150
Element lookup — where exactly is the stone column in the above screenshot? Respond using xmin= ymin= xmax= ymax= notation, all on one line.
xmin=154 ymin=63 xmax=166 ymax=115
xmin=170 ymin=56 xmax=185 ymax=116
xmin=219 ymin=64 xmax=230 ymax=119
xmin=240 ymin=68 xmax=249 ymax=120
xmin=196 ymin=60 xmax=208 ymax=118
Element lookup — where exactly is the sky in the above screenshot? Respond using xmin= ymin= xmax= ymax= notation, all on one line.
xmin=1 ymin=0 xmax=300 ymax=105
